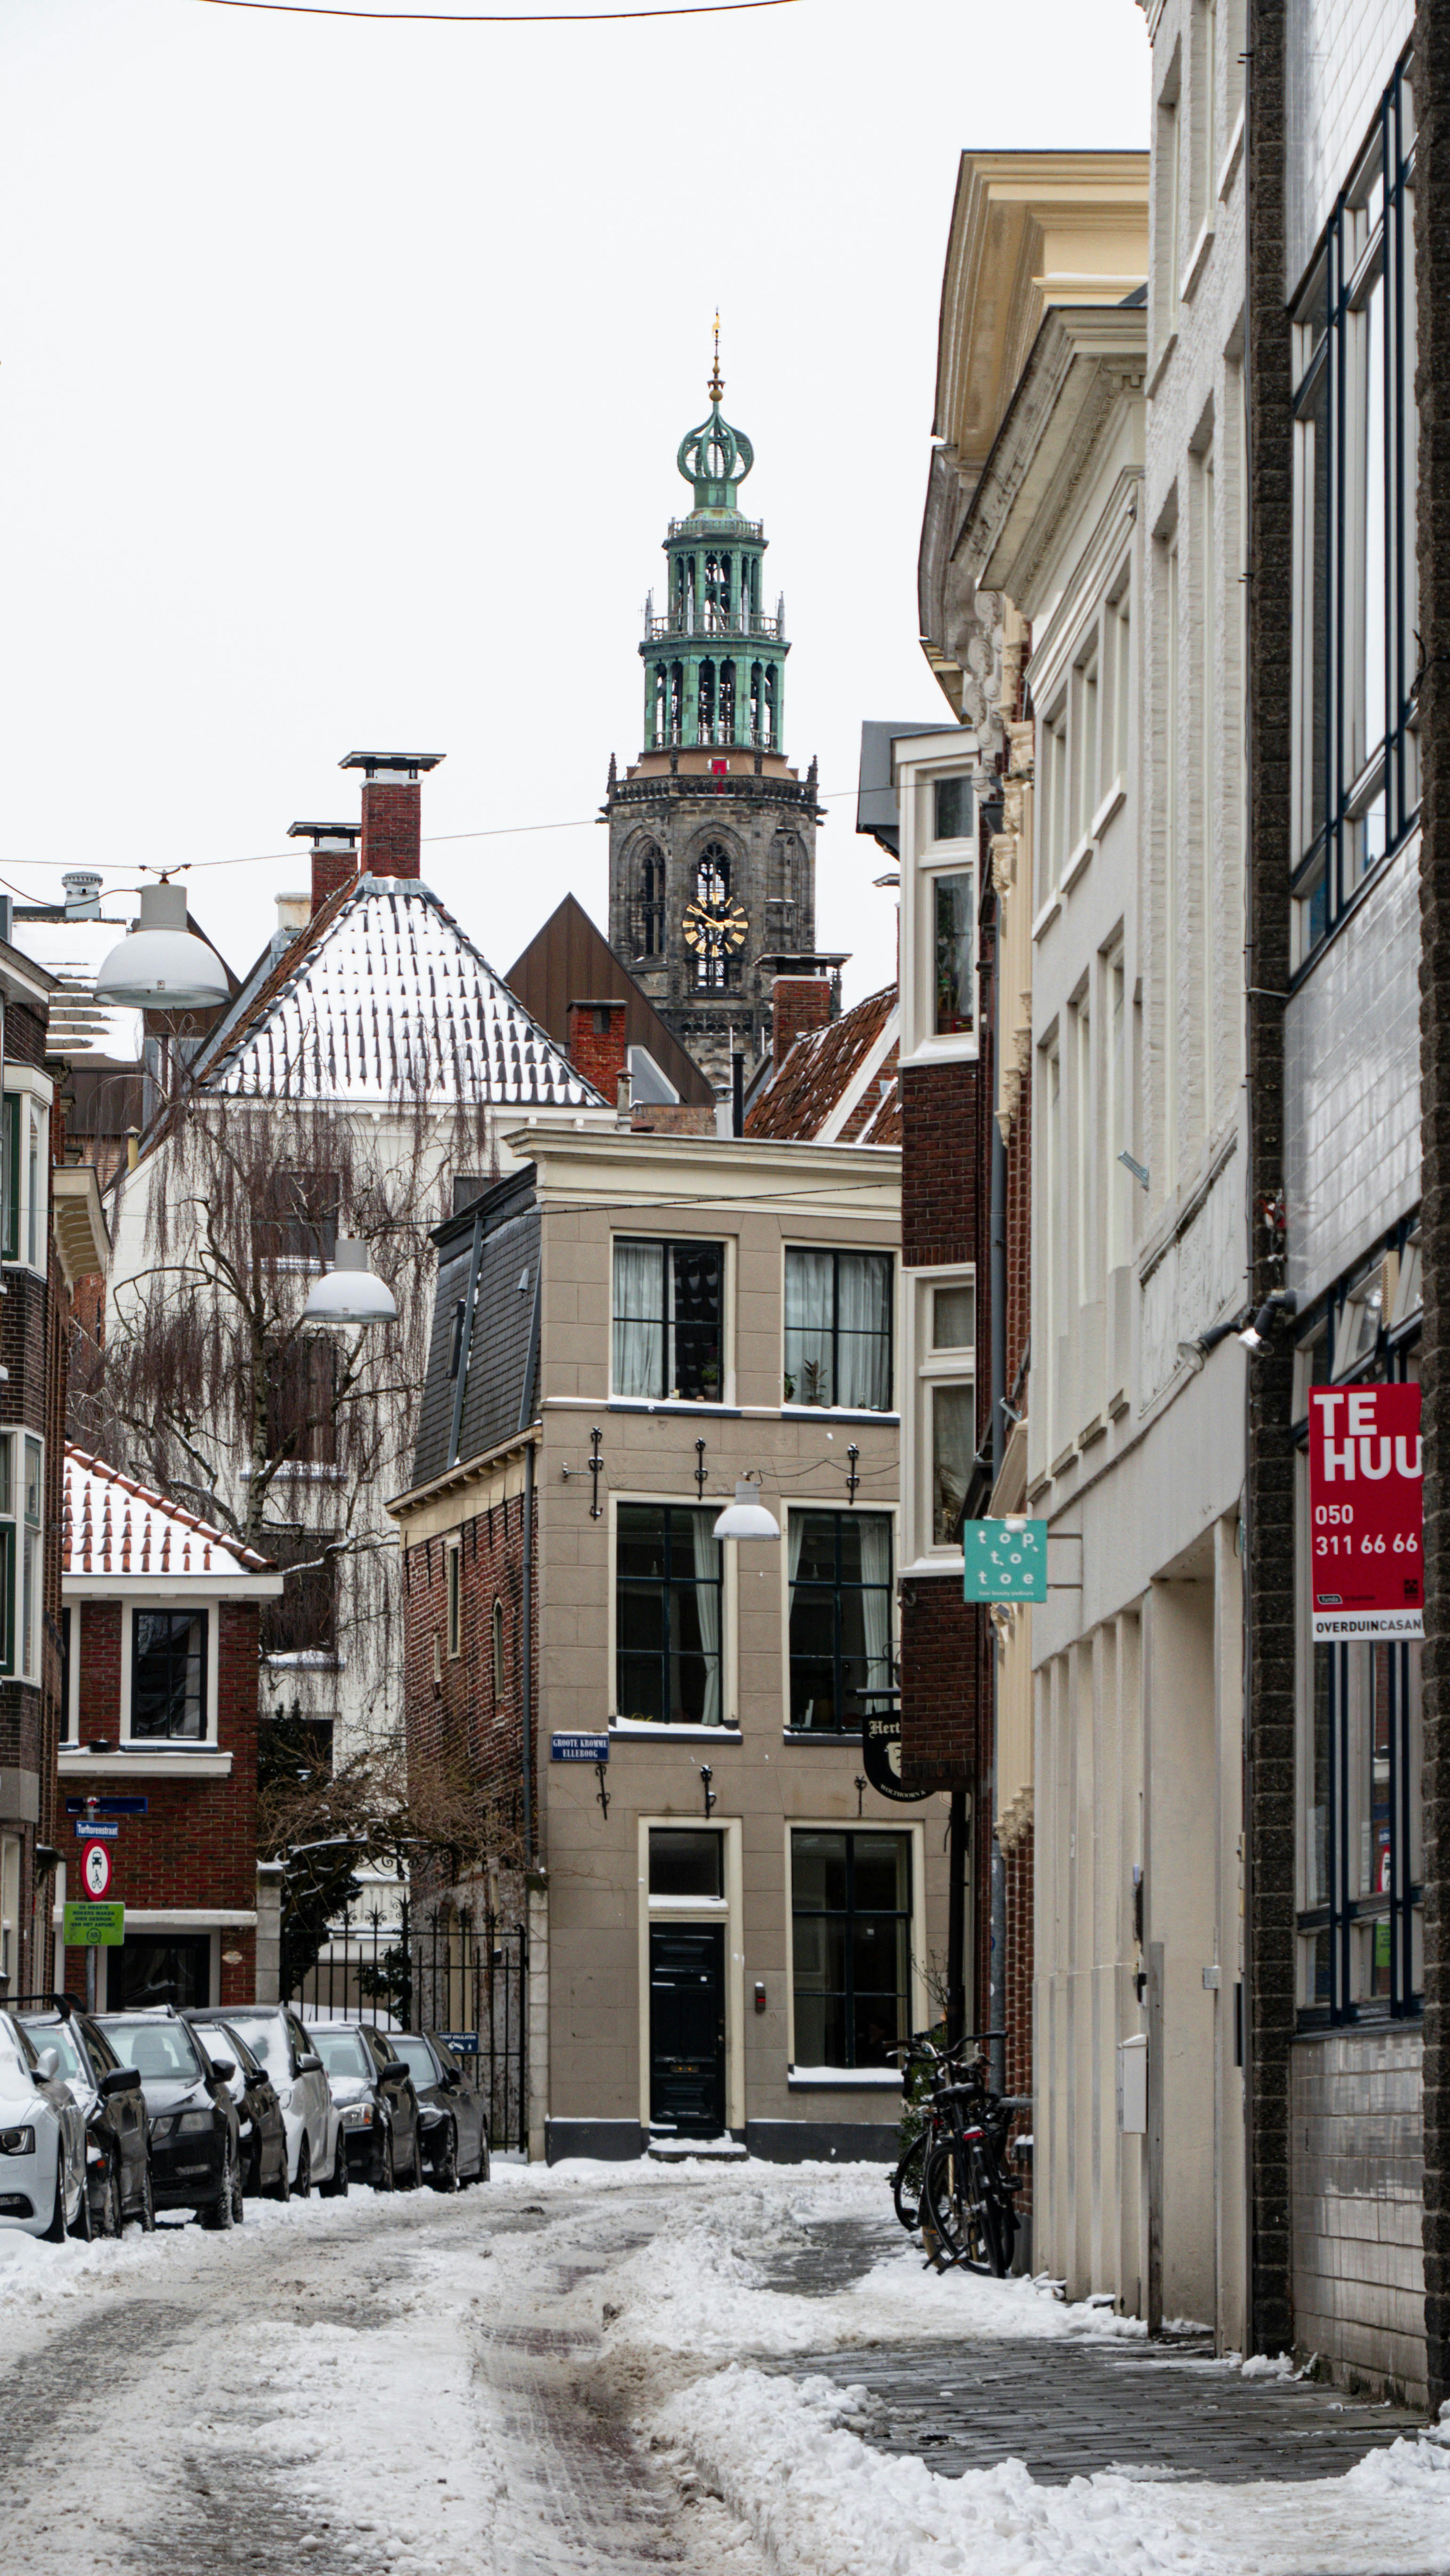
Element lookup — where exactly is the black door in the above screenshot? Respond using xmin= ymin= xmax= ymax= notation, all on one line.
xmin=649 ymin=1923 xmax=725 ymax=2137
xmin=110 ymin=1934 xmax=211 ymax=2011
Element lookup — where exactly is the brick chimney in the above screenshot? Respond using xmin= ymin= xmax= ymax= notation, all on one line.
xmin=772 ymin=972 xmax=831 ymax=1068
xmin=288 ymin=821 xmax=362 ymax=917
xmin=339 ymin=749 xmax=444 ymax=881
xmin=567 ymin=1000 xmax=630 ymax=1101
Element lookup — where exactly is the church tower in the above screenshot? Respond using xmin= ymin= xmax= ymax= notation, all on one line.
xmin=606 ymin=347 xmax=824 ymax=1089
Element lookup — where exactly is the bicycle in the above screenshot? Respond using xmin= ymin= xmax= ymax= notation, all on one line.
xmin=918 ymin=2031 xmax=1027 ymax=2279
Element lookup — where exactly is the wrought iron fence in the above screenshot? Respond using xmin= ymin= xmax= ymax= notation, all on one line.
xmin=286 ymin=1900 xmax=528 ymax=2154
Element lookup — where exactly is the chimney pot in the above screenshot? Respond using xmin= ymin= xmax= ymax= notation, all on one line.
xmin=289 ymin=820 xmax=362 ymax=917
xmin=339 ymin=750 xmax=444 ymax=884
xmin=566 ymin=998 xmax=629 ymax=1104
xmin=771 ymin=972 xmax=831 ymax=1069
xmin=63 ymin=871 xmax=103 ymax=921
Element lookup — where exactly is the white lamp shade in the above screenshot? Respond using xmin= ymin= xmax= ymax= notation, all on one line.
xmin=302 ymin=1237 xmax=397 ymax=1325
xmin=94 ymin=883 xmax=230 ymax=1011
xmin=712 ymin=1476 xmax=781 ymax=1542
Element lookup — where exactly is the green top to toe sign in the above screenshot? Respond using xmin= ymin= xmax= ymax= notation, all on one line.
xmin=964 ymin=1519 xmax=1048 ymax=1603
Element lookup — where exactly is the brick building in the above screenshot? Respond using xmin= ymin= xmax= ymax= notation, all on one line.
xmin=55 ymin=1449 xmax=282 ymax=2008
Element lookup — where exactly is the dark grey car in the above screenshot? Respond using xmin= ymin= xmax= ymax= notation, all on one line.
xmin=310 ymin=2021 xmax=421 ymax=2190
xmin=390 ymin=2034 xmax=490 ymax=2188
xmin=19 ymin=2003 xmax=153 ymax=2234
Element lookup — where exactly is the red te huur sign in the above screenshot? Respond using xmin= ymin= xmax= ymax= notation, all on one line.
xmin=1308 ymin=1380 xmax=1423 ymax=1641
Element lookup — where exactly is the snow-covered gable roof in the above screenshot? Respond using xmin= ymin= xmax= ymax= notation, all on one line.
xmin=64 ymin=1448 xmax=278 ymax=1582
xmin=8 ymin=917 xmax=144 ymax=1065
xmin=201 ymin=876 xmax=602 ymax=1109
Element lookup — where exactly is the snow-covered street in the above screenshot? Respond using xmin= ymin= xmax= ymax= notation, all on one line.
xmin=1 ymin=2159 xmax=1447 ymax=2576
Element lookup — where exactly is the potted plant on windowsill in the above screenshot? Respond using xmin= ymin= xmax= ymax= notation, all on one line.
xmin=782 ymin=1373 xmax=796 ymax=1402
xmin=700 ymin=1363 xmax=720 ymax=1397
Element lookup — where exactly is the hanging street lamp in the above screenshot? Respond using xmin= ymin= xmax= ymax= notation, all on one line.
xmin=94 ymin=883 xmax=230 ymax=1011
xmin=302 ymin=1237 xmax=397 ymax=1326
xmin=712 ymin=1474 xmax=781 ymax=1542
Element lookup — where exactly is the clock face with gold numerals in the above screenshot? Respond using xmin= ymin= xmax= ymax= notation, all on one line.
xmin=683 ymin=893 xmax=749 ymax=958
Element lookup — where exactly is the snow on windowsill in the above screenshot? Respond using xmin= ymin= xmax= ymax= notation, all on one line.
xmin=787 ymin=2066 xmax=903 ymax=2090
xmin=610 ymin=1720 xmax=742 ymax=1743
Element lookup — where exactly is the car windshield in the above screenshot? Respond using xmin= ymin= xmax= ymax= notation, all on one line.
xmin=310 ymin=2029 xmax=372 ymax=2080
xmin=392 ymin=2037 xmax=435 ymax=2083
xmin=100 ymin=2021 xmax=204 ymax=2083
xmin=220 ymin=2017 xmax=289 ymax=2079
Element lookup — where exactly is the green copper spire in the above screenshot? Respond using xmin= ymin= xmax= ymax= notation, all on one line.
xmin=640 ymin=330 xmax=789 ymax=756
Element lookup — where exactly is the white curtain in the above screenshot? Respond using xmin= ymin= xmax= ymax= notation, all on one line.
xmin=613 ymin=1240 xmax=664 ymax=1397
xmin=784 ymin=1249 xmax=834 ymax=1404
xmin=690 ymin=1511 xmax=722 ymax=1727
xmin=858 ymin=1515 xmax=893 ymax=1697
xmin=836 ymin=1254 xmax=892 ymax=1411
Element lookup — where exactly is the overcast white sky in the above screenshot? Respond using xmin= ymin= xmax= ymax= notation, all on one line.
xmin=0 ymin=0 xmax=1147 ymax=1005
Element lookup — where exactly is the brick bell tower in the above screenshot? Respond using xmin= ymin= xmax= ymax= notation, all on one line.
xmin=606 ymin=336 xmax=826 ymax=1089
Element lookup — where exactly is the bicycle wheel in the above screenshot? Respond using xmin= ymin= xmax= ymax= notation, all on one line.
xmin=923 ymin=2136 xmax=999 ymax=2275
xmin=891 ymin=2131 xmax=928 ymax=2233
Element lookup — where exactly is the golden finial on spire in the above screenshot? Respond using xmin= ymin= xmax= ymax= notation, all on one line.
xmin=708 ymin=310 xmax=724 ymax=403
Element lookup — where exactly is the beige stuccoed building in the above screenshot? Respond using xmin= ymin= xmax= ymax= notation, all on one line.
xmin=392 ymin=1099 xmax=951 ymax=2163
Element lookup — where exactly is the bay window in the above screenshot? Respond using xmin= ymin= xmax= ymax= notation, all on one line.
xmin=0 ymin=1433 xmax=41 ymax=1681
xmin=783 ymin=1248 xmax=893 ymax=1411
xmin=616 ymin=1503 xmax=723 ymax=1726
xmin=916 ymin=1273 xmax=975 ymax=1551
xmin=1291 ymin=53 xmax=1417 ymax=960
xmin=612 ymin=1238 xmax=724 ymax=1402
xmin=787 ymin=1510 xmax=893 ymax=1733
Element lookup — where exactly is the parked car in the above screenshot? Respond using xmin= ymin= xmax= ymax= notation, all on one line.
xmin=0 ymin=2007 xmax=88 ymax=2241
xmin=205 ymin=2021 xmax=291 ymax=2200
xmin=308 ymin=2021 xmax=422 ymax=2190
xmin=97 ymin=2009 xmax=244 ymax=2229
xmin=389 ymin=2033 xmax=490 ymax=2189
xmin=189 ymin=2005 xmax=344 ymax=2198
xmin=19 ymin=1999 xmax=154 ymax=2234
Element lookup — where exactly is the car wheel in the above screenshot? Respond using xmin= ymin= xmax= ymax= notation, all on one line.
xmin=134 ymin=2161 xmax=157 ymax=2233
xmin=320 ymin=2129 xmax=349 ymax=2198
xmin=96 ymin=2157 xmax=123 ymax=2239
xmin=230 ymin=2148 xmax=246 ymax=2227
xmin=374 ymin=2126 xmax=395 ymax=2193
xmin=294 ymin=2139 xmax=312 ymax=2201
xmin=401 ymin=2128 xmax=422 ymax=2191
xmin=429 ymin=2122 xmax=459 ymax=2193
xmin=42 ymin=2160 xmax=67 ymax=2243
xmin=201 ymin=2137 xmax=237 ymax=2230
xmin=69 ymin=2158 xmax=97 ymax=2241
xmin=266 ymin=2134 xmax=291 ymax=2202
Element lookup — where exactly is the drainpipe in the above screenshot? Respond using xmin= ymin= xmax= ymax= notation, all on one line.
xmin=988 ymin=834 xmax=1007 ymax=2095
xmin=518 ymin=1264 xmax=541 ymax=1871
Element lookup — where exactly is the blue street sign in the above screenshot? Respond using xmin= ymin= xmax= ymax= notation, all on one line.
xmin=964 ymin=1518 xmax=1049 ymax=1603
xmin=551 ymin=1733 xmax=610 ymax=1763
xmin=439 ymin=2031 xmax=479 ymax=2056
xmin=65 ymin=1797 xmax=148 ymax=1816
xmin=74 ymin=1819 xmax=120 ymax=1839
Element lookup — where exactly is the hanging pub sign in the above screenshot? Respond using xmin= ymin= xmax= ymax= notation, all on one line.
xmin=1307 ymin=1381 xmax=1423 ymax=1641
xmin=858 ymin=1697 xmax=931 ymax=1803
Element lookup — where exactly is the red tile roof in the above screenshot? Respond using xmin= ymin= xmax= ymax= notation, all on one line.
xmin=64 ymin=1449 xmax=277 ymax=1579
xmin=745 ymin=985 xmax=899 ymax=1143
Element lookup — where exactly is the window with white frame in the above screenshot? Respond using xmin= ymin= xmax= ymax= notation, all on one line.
xmin=1070 ymin=644 xmax=1099 ymax=856
xmin=783 ymin=1247 xmax=893 ymax=1411
xmin=1 ymin=1088 xmax=48 ymax=1274
xmin=918 ymin=773 xmax=975 ymax=1040
xmin=1104 ymin=573 xmax=1132 ymax=791
xmin=787 ymin=1511 xmax=894 ymax=1732
xmin=1291 ymin=52 xmax=1417 ymax=962
xmin=790 ymin=1828 xmax=912 ymax=2068
xmin=1072 ymin=993 xmax=1092 ymax=1306
xmin=1160 ymin=522 xmax=1181 ymax=1190
xmin=1153 ymin=48 xmax=1182 ymax=353
xmin=1104 ymin=946 xmax=1129 ymax=1271
xmin=1192 ymin=0 xmax=1218 ymax=239
xmin=616 ymin=1504 xmax=724 ymax=1726
xmin=0 ymin=1433 xmax=41 ymax=1682
xmin=916 ymin=1273 xmax=975 ymax=1551
xmin=129 ymin=1609 xmax=208 ymax=1741
xmin=1039 ymin=702 xmax=1068 ymax=905
xmin=1197 ymin=438 xmax=1217 ymax=1123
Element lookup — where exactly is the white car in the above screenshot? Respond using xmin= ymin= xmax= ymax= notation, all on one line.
xmin=0 ymin=2008 xmax=88 ymax=2240
xmin=188 ymin=2006 xmax=344 ymax=2197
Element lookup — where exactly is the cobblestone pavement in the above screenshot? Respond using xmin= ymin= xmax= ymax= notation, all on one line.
xmin=765 ymin=2217 xmax=1425 ymax=2487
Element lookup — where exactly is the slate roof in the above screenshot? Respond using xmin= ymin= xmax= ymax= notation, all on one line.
xmin=504 ymin=895 xmax=716 ymax=1109
xmin=745 ymin=985 xmax=900 ymax=1146
xmin=198 ymin=876 xmax=602 ymax=1110
xmin=63 ymin=1449 xmax=277 ymax=1579
xmin=410 ymin=1168 xmax=540 ymax=1490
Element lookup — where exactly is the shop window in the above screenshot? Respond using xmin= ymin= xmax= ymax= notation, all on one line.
xmin=616 ymin=1504 xmax=723 ymax=1726
xmin=783 ymin=1248 xmax=893 ymax=1410
xmin=612 ymin=1238 xmax=723 ymax=1402
xmin=790 ymin=1828 xmax=911 ymax=2068
xmin=787 ymin=1510 xmax=893 ymax=1732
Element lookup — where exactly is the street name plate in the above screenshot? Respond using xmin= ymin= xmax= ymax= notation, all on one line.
xmin=63 ymin=1900 xmax=125 ymax=1947
xmin=73 ymin=1819 xmax=119 ymax=1838
xmin=64 ymin=1796 xmax=148 ymax=1816
xmin=551 ymin=1733 xmax=610 ymax=1762
xmin=964 ymin=1519 xmax=1048 ymax=1603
